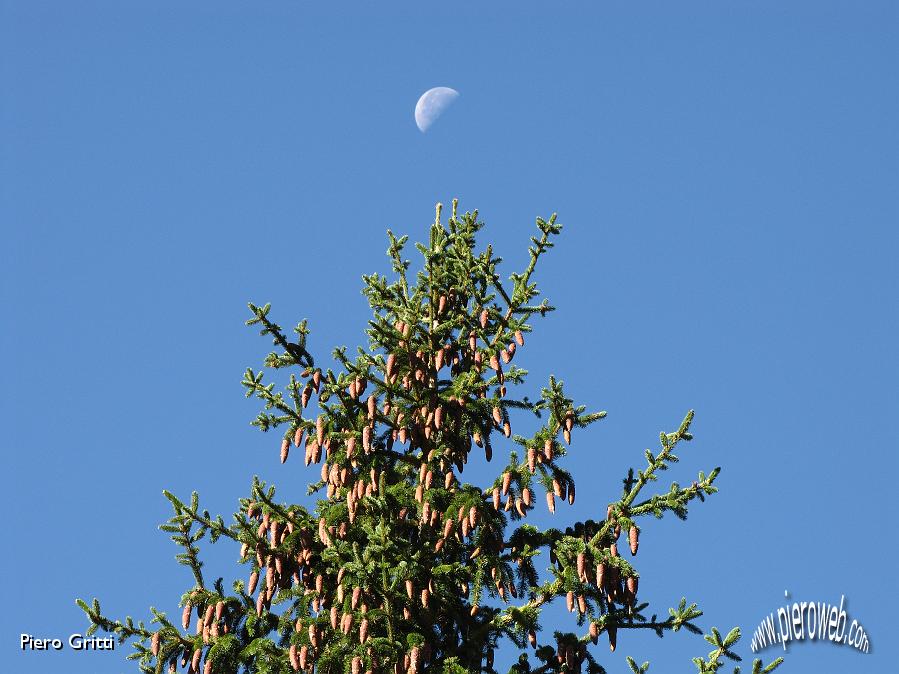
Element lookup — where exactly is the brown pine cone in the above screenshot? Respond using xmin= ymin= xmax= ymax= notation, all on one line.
xmin=299 ymin=645 xmax=308 ymax=669
xmin=626 ymin=576 xmax=638 ymax=603
xmin=293 ymin=426 xmax=304 ymax=447
xmin=316 ymin=416 xmax=325 ymax=445
xmin=191 ymin=648 xmax=202 ymax=673
xmin=480 ymin=308 xmax=489 ymax=328
xmin=546 ymin=491 xmax=556 ymax=513
xmin=544 ymin=439 xmax=554 ymax=461
xmin=527 ymin=447 xmax=536 ymax=473
xmin=181 ymin=603 xmax=192 ymax=630
xmin=492 ymin=487 xmax=501 ymax=509
xmin=280 ymin=438 xmax=290 ymax=463
xmin=385 ymin=353 xmax=396 ymax=377
xmin=151 ymin=631 xmax=160 ymax=656
xmin=629 ymin=526 xmax=639 ymax=555
xmin=405 ymin=579 xmax=414 ymax=600
xmin=589 ymin=621 xmax=599 ymax=644
xmin=502 ymin=471 xmax=511 ymax=495
xmin=360 ymin=617 xmax=369 ymax=643
xmin=576 ymin=552 xmax=586 ymax=579
xmin=330 ymin=605 xmax=339 ymax=629
xmin=566 ymin=590 xmax=574 ymax=612
xmin=521 ymin=487 xmax=532 ymax=506
xmin=596 ymin=563 xmax=605 ymax=589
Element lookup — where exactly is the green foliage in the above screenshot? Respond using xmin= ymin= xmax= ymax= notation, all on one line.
xmin=77 ymin=201 xmax=781 ymax=674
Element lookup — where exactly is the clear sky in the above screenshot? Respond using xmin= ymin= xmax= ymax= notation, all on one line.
xmin=2 ymin=2 xmax=897 ymax=674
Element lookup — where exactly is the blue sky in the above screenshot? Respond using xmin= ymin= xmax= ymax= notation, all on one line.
xmin=2 ymin=2 xmax=897 ymax=673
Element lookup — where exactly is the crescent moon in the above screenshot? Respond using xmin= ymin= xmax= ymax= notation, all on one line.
xmin=414 ymin=87 xmax=460 ymax=132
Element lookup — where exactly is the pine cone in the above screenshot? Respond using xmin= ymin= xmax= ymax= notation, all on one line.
xmin=367 ymin=394 xmax=377 ymax=420
xmin=293 ymin=426 xmax=304 ymax=447
xmin=406 ymin=579 xmax=414 ymax=599
xmin=566 ymin=590 xmax=574 ymax=612
xmin=626 ymin=576 xmax=638 ymax=603
xmin=434 ymin=405 xmax=444 ymax=429
xmin=289 ymin=644 xmax=299 ymax=671
xmin=352 ymin=656 xmax=362 ymax=674
xmin=596 ymin=563 xmax=605 ymax=588
xmin=280 ymin=438 xmax=290 ymax=463
xmin=385 ymin=353 xmax=396 ymax=378
xmin=182 ymin=603 xmax=192 ymax=630
xmin=589 ymin=621 xmax=599 ymax=644
xmin=544 ymin=438 xmax=554 ymax=461
xmin=480 ymin=308 xmax=489 ymax=328
xmin=527 ymin=448 xmax=536 ymax=473
xmin=299 ymin=645 xmax=308 ymax=669
xmin=151 ymin=631 xmax=160 ymax=656
xmin=191 ymin=648 xmax=202 ymax=673
xmin=629 ymin=526 xmax=639 ymax=555
xmin=316 ymin=416 xmax=325 ymax=445
xmin=576 ymin=552 xmax=586 ymax=579
xmin=546 ymin=491 xmax=556 ymax=513
xmin=608 ymin=625 xmax=617 ymax=652
xmin=360 ymin=617 xmax=369 ymax=643
xmin=522 ymin=487 xmax=532 ymax=506
xmin=502 ymin=471 xmax=511 ymax=495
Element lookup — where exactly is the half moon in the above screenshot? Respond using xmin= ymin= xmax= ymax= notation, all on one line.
xmin=414 ymin=87 xmax=460 ymax=132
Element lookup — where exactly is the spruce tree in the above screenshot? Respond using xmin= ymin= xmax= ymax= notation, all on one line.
xmin=79 ymin=201 xmax=783 ymax=674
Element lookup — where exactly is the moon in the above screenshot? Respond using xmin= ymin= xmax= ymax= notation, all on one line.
xmin=414 ymin=87 xmax=459 ymax=132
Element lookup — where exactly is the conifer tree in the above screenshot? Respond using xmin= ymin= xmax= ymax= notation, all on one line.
xmin=79 ymin=201 xmax=783 ymax=674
